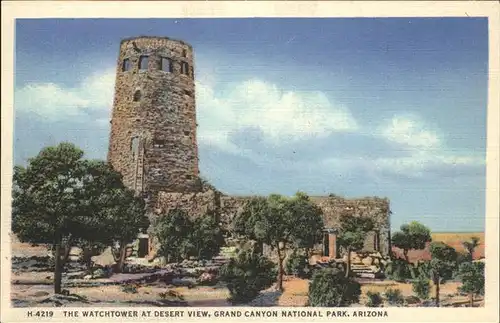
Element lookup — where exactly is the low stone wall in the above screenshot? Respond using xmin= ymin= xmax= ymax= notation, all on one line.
xmin=154 ymin=190 xmax=391 ymax=256
xmin=155 ymin=190 xmax=218 ymax=220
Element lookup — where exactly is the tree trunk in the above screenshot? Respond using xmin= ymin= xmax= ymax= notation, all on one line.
xmin=115 ymin=241 xmax=127 ymax=273
xmin=403 ymin=249 xmax=409 ymax=263
xmin=62 ymin=244 xmax=72 ymax=267
xmin=53 ymin=243 xmax=62 ymax=294
xmin=345 ymin=247 xmax=351 ymax=278
xmin=277 ymin=247 xmax=284 ymax=291
xmin=83 ymin=247 xmax=93 ymax=275
xmin=469 ymin=293 xmax=474 ymax=307
xmin=435 ymin=277 xmax=440 ymax=307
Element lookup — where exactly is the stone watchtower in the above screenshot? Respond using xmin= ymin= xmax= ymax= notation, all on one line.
xmin=108 ymin=36 xmax=199 ymax=207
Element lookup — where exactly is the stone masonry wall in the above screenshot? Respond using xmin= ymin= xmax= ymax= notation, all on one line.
xmin=108 ymin=36 xmax=200 ymax=207
xmin=310 ymin=196 xmax=391 ymax=255
xmin=155 ymin=191 xmax=391 ymax=256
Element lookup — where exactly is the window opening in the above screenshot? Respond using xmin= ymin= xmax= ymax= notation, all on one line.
xmin=122 ymin=58 xmax=131 ymax=72
xmin=183 ymin=130 xmax=190 ymax=136
xmin=139 ymin=56 xmax=149 ymax=70
xmin=181 ymin=62 xmax=189 ymax=75
xmin=131 ymin=137 xmax=139 ymax=160
xmin=323 ymin=233 xmax=330 ymax=257
xmin=153 ymin=139 xmax=165 ymax=148
xmin=182 ymin=49 xmax=187 ymax=57
xmin=133 ymin=90 xmax=142 ymax=102
xmin=160 ymin=57 xmax=173 ymax=72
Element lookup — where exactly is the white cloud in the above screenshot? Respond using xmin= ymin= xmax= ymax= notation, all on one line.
xmin=15 ymin=68 xmax=116 ymax=120
xmin=15 ymin=67 xmax=484 ymax=180
xmin=196 ymin=78 xmax=358 ymax=150
xmin=379 ymin=114 xmax=441 ymax=149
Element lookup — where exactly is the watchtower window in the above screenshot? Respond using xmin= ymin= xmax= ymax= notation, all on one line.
xmin=160 ymin=57 xmax=173 ymax=73
xmin=122 ymin=58 xmax=131 ymax=72
xmin=182 ymin=49 xmax=187 ymax=57
xmin=131 ymin=137 xmax=139 ymax=160
xmin=133 ymin=90 xmax=142 ymax=102
xmin=181 ymin=62 xmax=189 ymax=75
xmin=183 ymin=130 xmax=190 ymax=136
xmin=153 ymin=139 xmax=165 ymax=148
xmin=139 ymin=56 xmax=149 ymax=70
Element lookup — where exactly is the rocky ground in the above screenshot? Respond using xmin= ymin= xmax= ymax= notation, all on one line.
xmin=10 ymin=242 xmax=483 ymax=308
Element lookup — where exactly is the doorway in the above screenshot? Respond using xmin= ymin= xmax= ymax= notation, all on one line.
xmin=323 ymin=233 xmax=330 ymax=257
xmin=138 ymin=238 xmax=149 ymax=258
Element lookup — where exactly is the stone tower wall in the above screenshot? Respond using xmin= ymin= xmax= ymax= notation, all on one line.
xmin=108 ymin=36 xmax=199 ymax=203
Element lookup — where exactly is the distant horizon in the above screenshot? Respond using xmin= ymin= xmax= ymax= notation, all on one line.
xmin=13 ymin=18 xmax=487 ymax=232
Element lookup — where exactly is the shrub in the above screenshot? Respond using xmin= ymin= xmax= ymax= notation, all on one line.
xmin=405 ymin=295 xmax=421 ymax=305
xmin=384 ymin=288 xmax=404 ymax=306
xmin=308 ymin=268 xmax=361 ymax=307
xmin=121 ymin=284 xmax=138 ymax=294
xmin=159 ymin=290 xmax=185 ymax=301
xmin=285 ymin=251 xmax=310 ymax=278
xmin=412 ymin=275 xmax=431 ymax=300
xmin=218 ymin=249 xmax=277 ymax=304
xmin=365 ymin=291 xmax=383 ymax=307
xmin=385 ymin=259 xmax=413 ymax=282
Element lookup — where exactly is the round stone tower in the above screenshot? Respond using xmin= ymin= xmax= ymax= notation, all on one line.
xmin=108 ymin=36 xmax=199 ymax=205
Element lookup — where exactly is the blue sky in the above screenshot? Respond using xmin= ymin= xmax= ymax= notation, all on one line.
xmin=14 ymin=18 xmax=488 ymax=232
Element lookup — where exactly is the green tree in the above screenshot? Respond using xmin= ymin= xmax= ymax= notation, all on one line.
xmin=12 ymin=143 xmax=150 ymax=292
xmin=71 ymin=160 xmax=148 ymax=274
xmin=429 ymin=242 xmax=457 ymax=307
xmin=336 ymin=214 xmax=374 ymax=278
xmin=391 ymin=222 xmax=432 ymax=278
xmin=308 ymin=268 xmax=361 ymax=307
xmin=154 ymin=210 xmax=224 ymax=262
xmin=191 ymin=214 xmax=225 ymax=260
xmin=289 ymin=192 xmax=324 ymax=258
xmin=219 ymin=249 xmax=277 ymax=304
xmin=154 ymin=210 xmax=193 ymax=262
xmin=462 ymin=237 xmax=480 ymax=262
xmin=457 ymin=261 xmax=485 ymax=307
xmin=12 ymin=143 xmax=90 ymax=294
xmin=106 ymin=188 xmax=149 ymax=273
xmin=233 ymin=192 xmax=324 ymax=291
xmin=285 ymin=250 xmax=310 ymax=278
xmin=412 ymin=274 xmax=431 ymax=300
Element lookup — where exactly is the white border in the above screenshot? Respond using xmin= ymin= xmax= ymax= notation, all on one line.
xmin=1 ymin=1 xmax=499 ymax=322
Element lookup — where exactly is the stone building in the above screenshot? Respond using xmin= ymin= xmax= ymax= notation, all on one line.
xmin=107 ymin=36 xmax=200 ymax=207
xmin=107 ymin=36 xmax=391 ymax=261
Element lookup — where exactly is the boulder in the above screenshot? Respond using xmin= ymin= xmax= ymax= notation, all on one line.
xmin=362 ymin=256 xmax=374 ymax=266
xmin=92 ymin=268 xmax=107 ymax=279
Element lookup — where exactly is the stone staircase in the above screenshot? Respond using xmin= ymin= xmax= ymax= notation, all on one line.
xmin=350 ymin=263 xmax=382 ymax=279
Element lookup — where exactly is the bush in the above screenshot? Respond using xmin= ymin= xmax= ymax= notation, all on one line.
xmin=365 ymin=291 xmax=383 ymax=307
xmin=412 ymin=275 xmax=431 ymax=300
xmin=218 ymin=249 xmax=277 ymax=304
xmin=405 ymin=295 xmax=421 ymax=305
xmin=308 ymin=268 xmax=361 ymax=307
xmin=121 ymin=284 xmax=138 ymax=294
xmin=385 ymin=259 xmax=413 ymax=282
xmin=159 ymin=290 xmax=185 ymax=301
xmin=384 ymin=288 xmax=404 ymax=306
xmin=155 ymin=210 xmax=225 ymax=263
xmin=285 ymin=251 xmax=310 ymax=278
